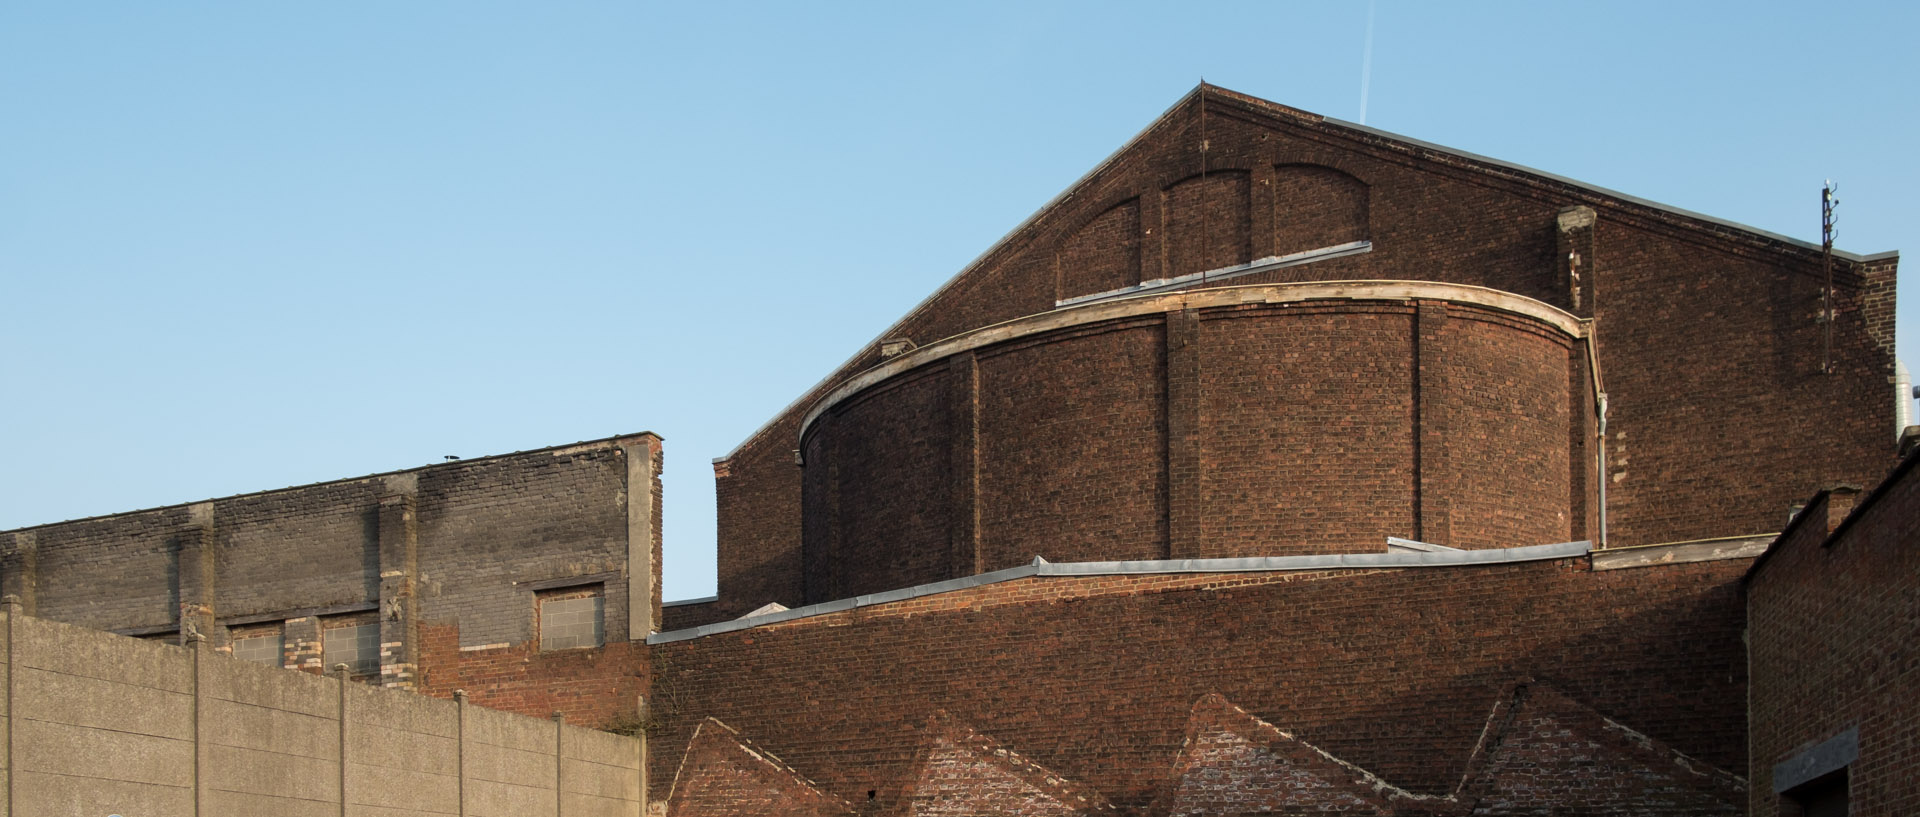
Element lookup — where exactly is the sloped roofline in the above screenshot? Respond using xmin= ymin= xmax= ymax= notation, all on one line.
xmin=719 ymin=83 xmax=1897 ymax=461
xmin=2 ymin=430 xmax=661 ymax=533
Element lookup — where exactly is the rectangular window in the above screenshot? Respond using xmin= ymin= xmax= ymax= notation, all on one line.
xmin=539 ymin=587 xmax=604 ymax=651
xmin=230 ymin=626 xmax=284 ymax=667
xmin=322 ymin=616 xmax=379 ymax=679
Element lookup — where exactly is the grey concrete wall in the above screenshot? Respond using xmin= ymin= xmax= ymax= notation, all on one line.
xmin=0 ymin=600 xmax=643 ymax=817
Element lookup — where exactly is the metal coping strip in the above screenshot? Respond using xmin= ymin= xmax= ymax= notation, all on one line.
xmin=1055 ymin=241 xmax=1373 ymax=308
xmin=646 ymin=541 xmax=1591 ymax=644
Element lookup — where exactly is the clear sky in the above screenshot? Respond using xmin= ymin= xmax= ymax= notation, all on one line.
xmin=3 ymin=2 xmax=1915 ymax=601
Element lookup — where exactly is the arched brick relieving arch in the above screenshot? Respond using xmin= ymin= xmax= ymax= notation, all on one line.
xmin=797 ymin=281 xmax=1596 ymax=604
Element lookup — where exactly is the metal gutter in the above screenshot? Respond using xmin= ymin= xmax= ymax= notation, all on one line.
xmin=646 ymin=541 xmax=1591 ymax=644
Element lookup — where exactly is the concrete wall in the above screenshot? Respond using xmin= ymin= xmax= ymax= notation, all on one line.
xmin=0 ymin=601 xmax=644 ymax=817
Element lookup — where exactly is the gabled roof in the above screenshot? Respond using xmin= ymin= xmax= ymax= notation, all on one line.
xmin=721 ymin=83 xmax=1896 ymax=461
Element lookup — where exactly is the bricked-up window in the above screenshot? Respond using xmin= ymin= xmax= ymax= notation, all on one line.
xmin=230 ymin=626 xmax=284 ymax=667
xmin=322 ymin=616 xmax=379 ymax=680
xmin=539 ymin=586 xmax=604 ymax=650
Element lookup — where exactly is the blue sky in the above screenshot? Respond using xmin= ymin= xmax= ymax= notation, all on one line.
xmin=3 ymin=2 xmax=1914 ymax=600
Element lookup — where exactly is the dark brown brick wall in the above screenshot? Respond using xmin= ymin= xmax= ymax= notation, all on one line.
xmin=1440 ymin=311 xmax=1574 ymax=548
xmin=648 ymin=555 xmax=1750 ymax=812
xmin=795 ymin=297 xmax=1582 ymax=595
xmin=1748 ymin=454 xmax=1920 ymax=816
xmin=976 ymin=321 xmax=1167 ymax=570
xmin=703 ymin=87 xmax=1897 ymax=624
xmin=1197 ymin=304 xmax=1416 ymax=555
xmin=1057 ymin=198 xmax=1141 ymax=300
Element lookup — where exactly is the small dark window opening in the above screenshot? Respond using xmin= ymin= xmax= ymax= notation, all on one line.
xmin=1783 ymin=769 xmax=1848 ymax=817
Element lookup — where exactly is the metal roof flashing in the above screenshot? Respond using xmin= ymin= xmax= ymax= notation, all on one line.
xmin=646 ymin=541 xmax=1592 ymax=644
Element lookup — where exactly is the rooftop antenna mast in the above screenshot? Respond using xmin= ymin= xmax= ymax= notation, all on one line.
xmin=1821 ymin=180 xmax=1838 ymax=374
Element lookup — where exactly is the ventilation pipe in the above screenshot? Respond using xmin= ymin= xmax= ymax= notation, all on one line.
xmin=1898 ymin=359 xmax=1915 ymax=440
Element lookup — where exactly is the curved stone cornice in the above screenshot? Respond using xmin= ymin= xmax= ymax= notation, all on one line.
xmin=799 ymin=280 xmax=1585 ymax=450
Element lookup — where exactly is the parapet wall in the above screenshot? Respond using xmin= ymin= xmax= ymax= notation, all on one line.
xmin=648 ymin=550 xmax=1751 ymax=813
xmin=798 ymin=282 xmax=1591 ymax=602
xmin=0 ymin=433 xmax=664 ymax=691
xmin=0 ymin=602 xmax=645 ymax=816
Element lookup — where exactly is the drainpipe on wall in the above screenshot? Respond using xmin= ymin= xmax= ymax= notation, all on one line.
xmin=1583 ymin=323 xmax=1610 ymax=550
xmin=1596 ymin=392 xmax=1609 ymax=549
xmin=1896 ymin=359 xmax=1914 ymax=441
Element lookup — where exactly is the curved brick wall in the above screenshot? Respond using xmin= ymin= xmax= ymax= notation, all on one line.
xmin=798 ymin=282 xmax=1590 ymax=603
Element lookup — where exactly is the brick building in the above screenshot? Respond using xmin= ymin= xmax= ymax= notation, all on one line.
xmin=0 ymin=432 xmax=663 ymax=725
xmin=2 ymin=85 xmax=1911 ymax=814
xmin=645 ymin=85 xmax=1906 ymax=815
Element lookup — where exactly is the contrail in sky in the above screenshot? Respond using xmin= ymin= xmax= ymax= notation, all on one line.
xmin=1360 ymin=0 xmax=1376 ymax=124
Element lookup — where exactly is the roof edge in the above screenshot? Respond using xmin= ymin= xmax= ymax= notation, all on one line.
xmin=1 ymin=430 xmax=663 ymax=534
xmin=647 ymin=540 xmax=1591 ymax=644
xmin=717 ymin=83 xmax=1901 ymax=463
xmin=716 ymin=84 xmax=1211 ymax=463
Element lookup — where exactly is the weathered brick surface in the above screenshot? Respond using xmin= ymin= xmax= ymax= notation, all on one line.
xmin=415 ymin=620 xmax=645 ymax=727
xmin=1056 ymin=199 xmax=1141 ymax=300
xmin=905 ymin=711 xmax=1113 ymax=815
xmin=0 ymin=433 xmax=662 ymax=695
xmin=1197 ymin=304 xmax=1416 ymax=555
xmin=704 ymin=84 xmax=1897 ymax=626
xmin=1459 ymin=683 xmax=1744 ymax=815
xmin=797 ymin=297 xmax=1583 ymax=596
xmin=649 ymin=556 xmax=1749 ymax=812
xmin=665 ymin=718 xmax=854 ymax=817
xmin=1161 ymin=694 xmax=1400 ymax=816
xmin=1747 ymin=452 xmax=1920 ymax=816
xmin=975 ymin=321 xmax=1167 ymax=571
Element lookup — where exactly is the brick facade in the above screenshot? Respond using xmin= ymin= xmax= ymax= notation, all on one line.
xmin=1747 ymin=451 xmax=1920 ymax=816
xmin=0 ymin=432 xmax=663 ymax=704
xmin=800 ymin=290 xmax=1589 ymax=601
xmin=647 ymin=553 xmax=1750 ymax=813
xmin=704 ymin=84 xmax=1899 ymax=623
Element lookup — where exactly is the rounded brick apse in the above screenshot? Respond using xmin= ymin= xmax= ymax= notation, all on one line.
xmin=796 ymin=281 xmax=1597 ymax=604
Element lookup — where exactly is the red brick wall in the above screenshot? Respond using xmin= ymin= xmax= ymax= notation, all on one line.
xmin=416 ymin=620 xmax=646 ymax=728
xmin=976 ymin=321 xmax=1167 ymax=570
xmin=649 ymin=556 xmax=1750 ymax=812
xmin=704 ymin=86 xmax=1895 ymax=626
xmin=1197 ymin=304 xmax=1416 ymax=555
xmin=1747 ymin=454 xmax=1920 ymax=816
xmin=794 ymin=297 xmax=1580 ymax=597
xmin=1439 ymin=311 xmax=1574 ymax=548
xmin=1057 ymin=198 xmax=1141 ymax=300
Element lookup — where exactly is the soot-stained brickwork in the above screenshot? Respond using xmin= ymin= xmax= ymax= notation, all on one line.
xmin=704 ymin=83 xmax=1899 ymax=624
xmin=1747 ymin=450 xmax=1920 ymax=816
xmin=0 ymin=432 xmax=663 ymax=700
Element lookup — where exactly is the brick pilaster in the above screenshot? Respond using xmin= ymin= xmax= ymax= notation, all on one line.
xmin=949 ymin=352 xmax=982 ymax=578
xmin=1415 ymin=303 xmax=1452 ymax=546
xmin=377 ymin=479 xmax=419 ymax=689
xmin=177 ymin=502 xmax=217 ymax=646
xmin=1167 ymin=309 xmax=1203 ymax=557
